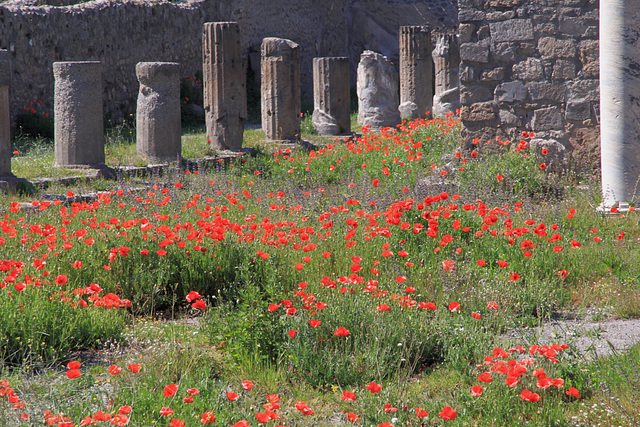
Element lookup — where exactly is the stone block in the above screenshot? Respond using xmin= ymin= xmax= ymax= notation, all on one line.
xmin=567 ymin=79 xmax=599 ymax=103
xmin=490 ymin=0 xmax=524 ymax=6
xmin=499 ymin=109 xmax=522 ymax=126
xmin=460 ymin=84 xmax=493 ymax=104
xmin=527 ymin=82 xmax=566 ymax=102
xmin=538 ymin=37 xmax=576 ymax=59
xmin=579 ymin=40 xmax=599 ymax=78
xmin=460 ymin=101 xmax=496 ymax=122
xmin=481 ymin=67 xmax=506 ymax=81
xmin=530 ymin=137 xmax=568 ymax=171
xmin=357 ymin=51 xmax=401 ymax=130
xmin=489 ymin=19 xmax=534 ymax=42
xmin=460 ymin=41 xmax=490 ymax=63
xmin=495 ymin=81 xmax=527 ymax=102
xmin=559 ymin=17 xmax=589 ymax=34
xmin=491 ymin=42 xmax=516 ymax=62
xmin=433 ymin=87 xmax=460 ymax=117
xmin=486 ymin=11 xmax=516 ymax=21
xmin=512 ymin=57 xmax=544 ymax=81
xmin=459 ymin=24 xmax=475 ymax=43
xmin=552 ymin=59 xmax=576 ymax=81
xmin=459 ymin=65 xmax=475 ymax=83
xmin=531 ymin=106 xmax=563 ymax=131
xmin=565 ymin=101 xmax=591 ymax=121
xmin=458 ymin=9 xmax=486 ymax=22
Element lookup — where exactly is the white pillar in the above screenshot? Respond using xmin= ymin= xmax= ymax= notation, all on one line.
xmin=600 ymin=0 xmax=640 ymax=209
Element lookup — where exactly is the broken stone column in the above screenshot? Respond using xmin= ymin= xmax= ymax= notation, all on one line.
xmin=399 ymin=26 xmax=432 ymax=119
xmin=54 ymin=61 xmax=104 ymax=166
xmin=136 ymin=62 xmax=181 ymax=163
xmin=0 ymin=51 xmax=11 ymax=177
xmin=599 ymin=0 xmax=640 ymax=209
xmin=203 ymin=22 xmax=246 ymax=151
xmin=261 ymin=37 xmax=300 ymax=141
xmin=357 ymin=50 xmax=401 ymax=131
xmin=432 ymin=33 xmax=460 ymax=117
xmin=312 ymin=57 xmax=350 ymax=135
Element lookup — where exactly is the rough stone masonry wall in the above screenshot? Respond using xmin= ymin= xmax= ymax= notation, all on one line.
xmin=0 ymin=0 xmax=458 ymax=127
xmin=458 ymin=0 xmax=600 ymax=172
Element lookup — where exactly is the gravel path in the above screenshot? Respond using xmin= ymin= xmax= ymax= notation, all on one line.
xmin=504 ymin=316 xmax=640 ymax=358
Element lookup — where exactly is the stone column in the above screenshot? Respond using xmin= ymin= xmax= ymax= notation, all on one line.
xmin=54 ymin=61 xmax=104 ymax=166
xmin=599 ymin=0 xmax=640 ymax=209
xmin=399 ymin=26 xmax=432 ymax=119
xmin=312 ymin=57 xmax=350 ymax=135
xmin=261 ymin=37 xmax=300 ymax=141
xmin=0 ymin=51 xmax=11 ymax=177
xmin=203 ymin=22 xmax=246 ymax=151
xmin=357 ymin=51 xmax=400 ymax=131
xmin=433 ymin=34 xmax=460 ymax=98
xmin=432 ymin=33 xmax=460 ymax=117
xmin=136 ymin=62 xmax=181 ymax=163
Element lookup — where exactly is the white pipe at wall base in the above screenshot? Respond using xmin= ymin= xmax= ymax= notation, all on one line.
xmin=600 ymin=0 xmax=640 ymax=210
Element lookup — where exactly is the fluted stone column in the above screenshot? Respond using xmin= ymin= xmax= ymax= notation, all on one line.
xmin=357 ymin=51 xmax=401 ymax=131
xmin=600 ymin=0 xmax=640 ymax=210
xmin=312 ymin=57 xmax=350 ymax=135
xmin=261 ymin=37 xmax=300 ymax=141
xmin=0 ymin=51 xmax=11 ymax=176
xmin=203 ymin=22 xmax=246 ymax=151
xmin=432 ymin=33 xmax=460 ymax=117
xmin=54 ymin=61 xmax=104 ymax=166
xmin=136 ymin=62 xmax=181 ymax=163
xmin=399 ymin=26 xmax=432 ymax=119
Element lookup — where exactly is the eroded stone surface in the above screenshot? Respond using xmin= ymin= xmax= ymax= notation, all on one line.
xmin=432 ymin=33 xmax=460 ymax=117
xmin=54 ymin=61 xmax=104 ymax=166
xmin=357 ymin=51 xmax=400 ymax=131
xmin=312 ymin=57 xmax=350 ymax=135
xmin=261 ymin=37 xmax=300 ymax=141
xmin=0 ymin=51 xmax=11 ymax=177
xmin=136 ymin=62 xmax=181 ymax=163
xmin=203 ymin=22 xmax=246 ymax=151
xmin=399 ymin=26 xmax=432 ymax=119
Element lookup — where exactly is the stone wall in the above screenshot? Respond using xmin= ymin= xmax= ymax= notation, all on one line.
xmin=458 ymin=0 xmax=600 ymax=172
xmin=0 ymin=0 xmax=458 ymax=127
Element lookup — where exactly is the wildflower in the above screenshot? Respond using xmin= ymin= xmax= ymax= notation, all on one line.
xmin=334 ymin=327 xmax=350 ymax=336
xmin=519 ymin=389 xmax=541 ymax=402
xmin=200 ymin=411 xmax=216 ymax=424
xmin=226 ymin=392 xmax=239 ymax=401
xmin=416 ymin=407 xmax=429 ymax=418
xmin=341 ymin=390 xmax=356 ymax=401
xmin=471 ymin=312 xmax=482 ymax=320
xmin=186 ymin=291 xmax=203 ymax=302
xmin=448 ymin=302 xmax=460 ymax=312
xmin=478 ymin=372 xmax=492 ymax=383
xmin=309 ymin=319 xmax=321 ymax=328
xmin=345 ymin=412 xmax=361 ymax=421
xmin=439 ymin=406 xmax=457 ymax=421
xmin=288 ymin=330 xmax=297 ymax=338
xmin=365 ymin=382 xmax=382 ymax=393
xmin=566 ymin=387 xmax=580 ymax=398
xmin=242 ymin=380 xmax=254 ymax=390
xmin=163 ymin=384 xmax=178 ymax=397
xmin=127 ymin=364 xmax=141 ymax=373
xmin=159 ymin=407 xmax=174 ymax=416
xmin=108 ymin=365 xmax=121 ymax=375
xmin=419 ymin=302 xmax=437 ymax=310
xmin=471 ymin=385 xmax=483 ymax=396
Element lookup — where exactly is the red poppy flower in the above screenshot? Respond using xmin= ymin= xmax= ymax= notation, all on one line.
xmin=242 ymin=380 xmax=254 ymax=390
xmin=288 ymin=330 xmax=297 ymax=338
xmin=566 ymin=387 xmax=580 ymax=398
xmin=66 ymin=369 xmax=81 ymax=379
xmin=345 ymin=412 xmax=361 ymax=421
xmin=471 ymin=312 xmax=481 ymax=320
xmin=519 ymin=389 xmax=541 ymax=402
xmin=448 ymin=302 xmax=460 ymax=312
xmin=539 ymin=163 xmax=546 ymax=170
xmin=476 ymin=259 xmax=487 ymax=267
xmin=186 ymin=291 xmax=202 ymax=302
xmin=416 ymin=407 xmax=428 ymax=418
xmin=442 ymin=260 xmax=455 ymax=270
xmin=471 ymin=385 xmax=483 ymax=396
xmin=509 ymin=272 xmax=520 ymax=281
xmin=309 ymin=319 xmax=322 ymax=328
xmin=439 ymin=406 xmax=457 ymax=420
xmin=377 ymin=304 xmax=391 ymax=312
xmin=268 ymin=304 xmax=280 ymax=312
xmin=226 ymin=392 xmax=239 ymax=401
xmin=108 ymin=365 xmax=121 ymax=375
xmin=341 ymin=390 xmax=356 ymax=401
xmin=478 ymin=372 xmax=492 ymax=383
xmin=159 ymin=407 xmax=174 ymax=416
xmin=187 ymin=388 xmax=200 ymax=396
xmin=118 ymin=406 xmax=132 ymax=415
xmin=93 ymin=411 xmax=111 ymax=421
xmin=200 ymin=412 xmax=216 ymax=424
xmin=366 ymin=382 xmax=382 ymax=393
xmin=419 ymin=302 xmax=437 ymax=310
xmin=127 ymin=364 xmax=141 ymax=373
xmin=232 ymin=421 xmax=249 ymax=427
xmin=334 ymin=327 xmax=350 ymax=336
xmin=163 ymin=384 xmax=178 ymax=397
xmin=487 ymin=302 xmax=499 ymax=310
xmin=192 ymin=299 xmax=207 ymax=310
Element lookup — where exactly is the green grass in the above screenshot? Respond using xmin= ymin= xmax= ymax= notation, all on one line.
xmin=2 ymin=116 xmax=640 ymax=426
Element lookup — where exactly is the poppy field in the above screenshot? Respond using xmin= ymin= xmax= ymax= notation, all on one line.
xmin=2 ymin=116 xmax=640 ymax=426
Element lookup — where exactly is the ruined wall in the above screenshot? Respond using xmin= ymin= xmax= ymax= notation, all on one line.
xmin=0 ymin=0 xmax=458 ymax=127
xmin=458 ymin=0 xmax=600 ymax=172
